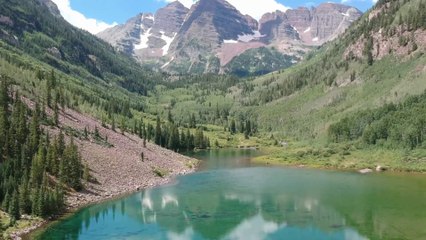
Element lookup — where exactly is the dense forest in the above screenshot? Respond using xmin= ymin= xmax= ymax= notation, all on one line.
xmin=0 ymin=78 xmax=84 ymax=225
xmin=329 ymin=91 xmax=426 ymax=149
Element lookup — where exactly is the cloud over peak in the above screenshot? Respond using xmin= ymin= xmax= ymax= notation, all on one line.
xmin=51 ymin=0 xmax=117 ymax=34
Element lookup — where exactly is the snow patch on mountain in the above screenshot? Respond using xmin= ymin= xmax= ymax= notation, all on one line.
xmin=135 ymin=28 xmax=152 ymax=50
xmin=237 ymin=31 xmax=265 ymax=42
xmin=161 ymin=31 xmax=176 ymax=55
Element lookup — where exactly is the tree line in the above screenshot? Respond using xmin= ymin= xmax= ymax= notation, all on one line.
xmin=328 ymin=90 xmax=426 ymax=149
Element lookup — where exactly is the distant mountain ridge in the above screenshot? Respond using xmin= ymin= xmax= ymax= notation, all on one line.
xmin=97 ymin=0 xmax=362 ymax=75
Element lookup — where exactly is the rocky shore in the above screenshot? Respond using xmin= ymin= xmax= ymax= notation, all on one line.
xmin=9 ymin=106 xmax=198 ymax=239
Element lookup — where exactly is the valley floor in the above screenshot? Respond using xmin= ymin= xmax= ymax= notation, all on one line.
xmin=253 ymin=144 xmax=426 ymax=173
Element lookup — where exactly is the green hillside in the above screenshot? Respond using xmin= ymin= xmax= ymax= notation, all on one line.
xmin=225 ymin=47 xmax=297 ymax=77
xmin=232 ymin=0 xmax=425 ymax=138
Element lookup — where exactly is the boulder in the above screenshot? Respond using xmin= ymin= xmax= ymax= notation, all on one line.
xmin=359 ymin=168 xmax=373 ymax=174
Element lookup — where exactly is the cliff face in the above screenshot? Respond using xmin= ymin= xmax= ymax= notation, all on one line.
xmin=97 ymin=2 xmax=189 ymax=59
xmin=165 ymin=0 xmax=257 ymax=73
xmin=259 ymin=3 xmax=362 ymax=45
xmin=97 ymin=1 xmax=362 ymax=75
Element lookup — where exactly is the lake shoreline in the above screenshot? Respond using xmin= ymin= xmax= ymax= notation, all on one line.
xmin=253 ymin=146 xmax=426 ymax=173
xmin=14 ymin=166 xmax=197 ymax=240
xmin=4 ymin=105 xmax=200 ymax=239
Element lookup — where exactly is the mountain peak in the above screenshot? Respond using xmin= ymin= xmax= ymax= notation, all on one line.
xmin=98 ymin=1 xmax=362 ymax=74
xmin=165 ymin=1 xmax=188 ymax=10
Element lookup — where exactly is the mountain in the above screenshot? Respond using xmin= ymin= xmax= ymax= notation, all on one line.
xmin=0 ymin=1 xmax=197 ymax=236
xmin=97 ymin=0 xmax=362 ymax=75
xmin=97 ymin=1 xmax=189 ymax=61
xmin=231 ymin=0 xmax=426 ymax=147
xmin=259 ymin=3 xmax=362 ymax=45
xmin=0 ymin=0 xmax=166 ymax=96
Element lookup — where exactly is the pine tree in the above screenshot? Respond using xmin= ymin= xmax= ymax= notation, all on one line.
xmin=230 ymin=119 xmax=236 ymax=134
xmin=9 ymin=190 xmax=20 ymax=223
xmin=190 ymin=114 xmax=196 ymax=128
xmin=245 ymin=120 xmax=252 ymax=139
xmin=155 ymin=116 xmax=162 ymax=145
xmin=56 ymin=131 xmax=65 ymax=157
xmin=53 ymin=97 xmax=59 ymax=126
xmin=62 ymin=138 xmax=82 ymax=191
xmin=19 ymin=174 xmax=31 ymax=214
xmin=83 ymin=164 xmax=90 ymax=182
xmin=30 ymin=146 xmax=46 ymax=187
xmin=120 ymin=118 xmax=126 ymax=134
xmin=2 ymin=191 xmax=10 ymax=213
xmin=186 ymin=129 xmax=192 ymax=151
xmin=168 ymin=110 xmax=173 ymax=123
xmin=239 ymin=120 xmax=245 ymax=133
xmin=111 ymin=117 xmax=116 ymax=132
xmin=31 ymin=187 xmax=41 ymax=216
xmin=28 ymin=104 xmax=41 ymax=155
xmin=143 ymin=125 xmax=147 ymax=147
xmin=46 ymin=82 xmax=52 ymax=108
xmin=0 ymin=80 xmax=10 ymax=161
xmin=94 ymin=126 xmax=100 ymax=139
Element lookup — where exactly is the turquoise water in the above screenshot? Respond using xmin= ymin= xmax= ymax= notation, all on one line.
xmin=34 ymin=149 xmax=426 ymax=240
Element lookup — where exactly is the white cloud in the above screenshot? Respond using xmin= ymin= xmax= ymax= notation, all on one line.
xmin=165 ymin=0 xmax=290 ymax=20
xmin=224 ymin=213 xmax=287 ymax=240
xmin=51 ymin=0 xmax=117 ymax=34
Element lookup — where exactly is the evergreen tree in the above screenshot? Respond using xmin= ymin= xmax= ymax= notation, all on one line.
xmin=2 ymin=191 xmax=10 ymax=213
xmin=62 ymin=138 xmax=82 ymax=191
xmin=230 ymin=119 xmax=236 ymax=134
xmin=19 ymin=174 xmax=31 ymax=214
xmin=190 ymin=114 xmax=196 ymax=128
xmin=28 ymin=104 xmax=41 ymax=155
xmin=30 ymin=146 xmax=46 ymax=187
xmin=111 ymin=117 xmax=116 ymax=132
xmin=83 ymin=164 xmax=90 ymax=182
xmin=56 ymin=131 xmax=65 ymax=157
xmin=155 ymin=116 xmax=162 ymax=145
xmin=53 ymin=96 xmax=59 ymax=126
xmin=9 ymin=190 xmax=20 ymax=223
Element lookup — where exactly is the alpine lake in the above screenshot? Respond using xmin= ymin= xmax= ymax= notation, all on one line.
xmin=32 ymin=149 xmax=426 ymax=240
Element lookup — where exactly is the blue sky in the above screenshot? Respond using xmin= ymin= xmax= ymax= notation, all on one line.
xmin=51 ymin=0 xmax=376 ymax=34
xmin=70 ymin=0 xmax=374 ymax=24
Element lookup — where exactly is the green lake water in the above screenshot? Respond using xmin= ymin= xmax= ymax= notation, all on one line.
xmin=34 ymin=149 xmax=426 ymax=240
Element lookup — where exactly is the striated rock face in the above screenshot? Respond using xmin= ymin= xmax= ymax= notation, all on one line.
xmin=260 ymin=3 xmax=362 ymax=45
xmin=152 ymin=1 xmax=189 ymax=37
xmin=310 ymin=3 xmax=361 ymax=43
xmin=245 ymin=15 xmax=259 ymax=31
xmin=97 ymin=13 xmax=150 ymax=55
xmin=98 ymin=1 xmax=188 ymax=59
xmin=259 ymin=11 xmax=300 ymax=42
xmin=166 ymin=0 xmax=256 ymax=73
xmin=97 ymin=1 xmax=362 ymax=74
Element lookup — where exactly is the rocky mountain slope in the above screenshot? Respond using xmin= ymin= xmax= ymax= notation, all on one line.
xmin=97 ymin=0 xmax=362 ymax=75
xmin=231 ymin=0 xmax=426 ymax=139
